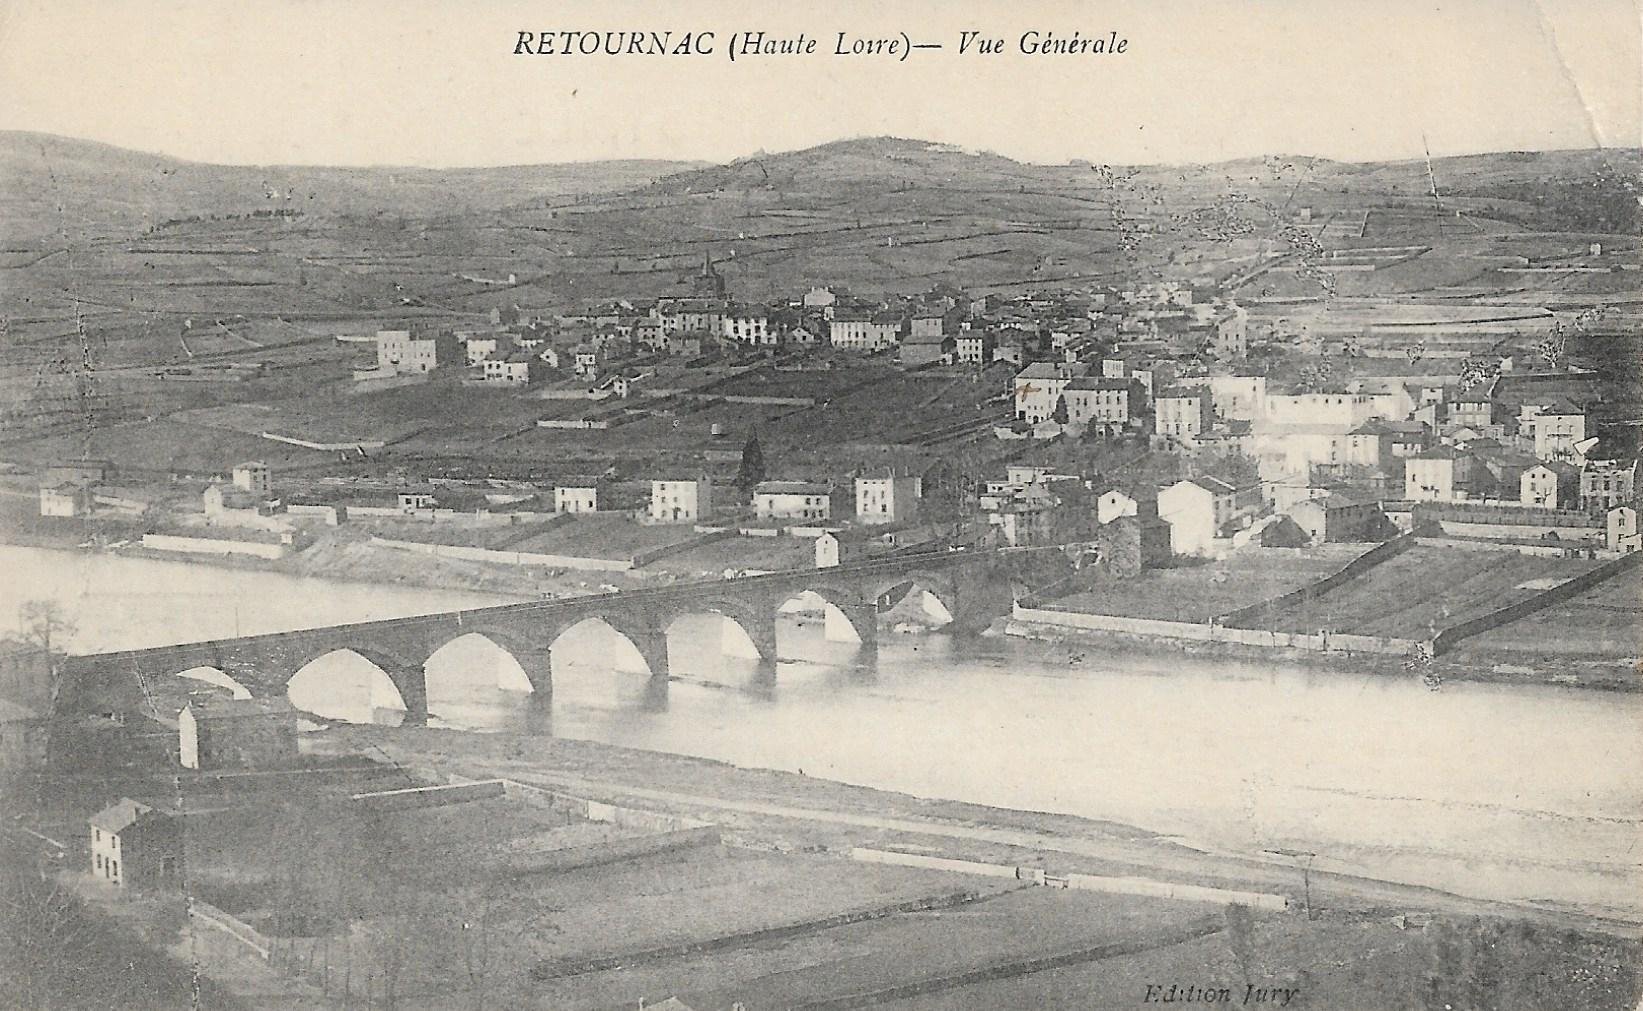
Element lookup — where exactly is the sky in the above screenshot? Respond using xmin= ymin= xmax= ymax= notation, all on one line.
xmin=0 ymin=0 xmax=1638 ymax=168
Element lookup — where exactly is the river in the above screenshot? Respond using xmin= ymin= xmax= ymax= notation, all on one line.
xmin=6 ymin=544 xmax=1640 ymax=920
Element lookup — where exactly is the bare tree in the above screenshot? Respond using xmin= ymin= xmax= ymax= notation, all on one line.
xmin=17 ymin=600 xmax=76 ymax=657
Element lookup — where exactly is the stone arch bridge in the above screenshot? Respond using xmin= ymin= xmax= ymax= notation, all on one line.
xmin=57 ymin=549 xmax=1059 ymax=724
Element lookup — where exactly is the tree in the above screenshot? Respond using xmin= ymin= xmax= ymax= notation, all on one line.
xmin=736 ymin=432 xmax=766 ymax=492
xmin=1051 ymin=395 xmax=1069 ymax=426
xmin=18 ymin=600 xmax=75 ymax=657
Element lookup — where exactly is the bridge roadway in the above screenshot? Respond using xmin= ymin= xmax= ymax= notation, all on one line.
xmin=56 ymin=548 xmax=1043 ymax=724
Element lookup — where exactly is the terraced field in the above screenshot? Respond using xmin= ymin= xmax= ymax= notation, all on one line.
xmin=1254 ymin=546 xmax=1601 ymax=638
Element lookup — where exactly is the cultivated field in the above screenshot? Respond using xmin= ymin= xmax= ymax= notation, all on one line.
xmin=1049 ymin=546 xmax=1365 ymax=623
xmin=1254 ymin=546 xmax=1603 ymax=638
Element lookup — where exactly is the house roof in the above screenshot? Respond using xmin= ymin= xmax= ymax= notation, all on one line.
xmin=755 ymin=480 xmax=830 ymax=495
xmin=90 ymin=798 xmax=165 ymax=835
xmin=1017 ymin=362 xmax=1085 ymax=380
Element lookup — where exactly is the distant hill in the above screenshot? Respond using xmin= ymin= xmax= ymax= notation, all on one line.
xmin=0 ymin=130 xmax=1636 ymax=329
xmin=0 ymin=131 xmax=704 ymax=241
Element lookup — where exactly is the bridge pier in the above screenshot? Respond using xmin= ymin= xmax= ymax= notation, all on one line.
xmin=641 ymin=671 xmax=670 ymax=711
xmin=383 ymin=663 xmax=429 ymax=726
xmin=825 ymin=602 xmax=880 ymax=651
xmin=623 ymin=627 xmax=671 ymax=682
xmin=722 ymin=611 xmax=778 ymax=667
xmin=522 ymin=688 xmax=554 ymax=735
xmin=509 ymin=646 xmax=555 ymax=699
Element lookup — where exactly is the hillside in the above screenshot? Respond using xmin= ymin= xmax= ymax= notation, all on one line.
xmin=0 ymin=132 xmax=1637 ymax=374
xmin=0 ymin=131 xmax=702 ymax=242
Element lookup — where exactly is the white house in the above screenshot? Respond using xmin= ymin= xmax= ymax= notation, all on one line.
xmin=814 ymin=531 xmax=841 ymax=568
xmin=231 ymin=462 xmax=271 ymax=496
xmin=855 ymin=475 xmax=920 ymax=526
xmin=1405 ymin=448 xmax=1469 ymax=502
xmin=753 ymin=481 xmax=831 ymax=521
xmin=1608 ymin=506 xmax=1639 ymax=553
xmin=1520 ymin=462 xmax=1578 ymax=509
xmin=1157 ymin=479 xmax=1219 ymax=557
xmin=1013 ymin=362 xmax=1088 ymax=424
xmin=555 ymin=485 xmax=599 ymax=513
xmin=89 ymin=799 xmax=183 ymax=891
xmin=1097 ymin=489 xmax=1138 ymax=525
xmin=650 ymin=478 xmax=713 ymax=523
xmin=1533 ymin=403 xmax=1587 ymax=463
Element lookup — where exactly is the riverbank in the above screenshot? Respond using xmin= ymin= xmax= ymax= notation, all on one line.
xmin=1001 ymin=616 xmax=1643 ymax=693
xmin=322 ymin=724 xmax=1643 ymax=935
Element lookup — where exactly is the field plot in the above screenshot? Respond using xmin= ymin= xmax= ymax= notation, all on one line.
xmin=192 ymin=786 xmax=1037 ymax=1011
xmin=1245 ymin=546 xmax=1601 ymax=638
xmin=1049 ymin=546 xmax=1364 ymax=623
xmin=881 ymin=912 xmax=1642 ymax=1011
xmin=645 ymin=534 xmax=816 ymax=576
xmin=546 ymin=887 xmax=1212 ymax=1011
xmin=1446 ymin=562 xmax=1643 ymax=664
xmin=502 ymin=514 xmax=697 ymax=559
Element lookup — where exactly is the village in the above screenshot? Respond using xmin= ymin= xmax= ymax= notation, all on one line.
xmin=10 ymin=235 xmax=1641 ymax=683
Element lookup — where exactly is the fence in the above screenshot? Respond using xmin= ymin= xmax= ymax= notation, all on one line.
xmin=190 ymin=899 xmax=272 ymax=960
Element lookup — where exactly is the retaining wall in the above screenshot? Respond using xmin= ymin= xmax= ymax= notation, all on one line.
xmin=370 ymin=536 xmax=634 ymax=571
xmin=1010 ymin=606 xmax=1419 ymax=656
xmin=629 ymin=529 xmax=734 ymax=568
xmin=348 ymin=779 xmax=506 ymax=810
xmin=503 ymin=825 xmax=722 ymax=875
xmin=141 ymin=533 xmax=290 ymax=560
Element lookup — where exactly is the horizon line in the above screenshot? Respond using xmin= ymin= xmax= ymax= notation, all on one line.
xmin=3 ymin=128 xmax=1639 ymax=175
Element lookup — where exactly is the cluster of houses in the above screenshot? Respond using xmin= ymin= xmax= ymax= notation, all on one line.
xmin=355 ymin=255 xmax=1252 ymax=396
xmin=36 ymin=252 xmax=1643 ymax=566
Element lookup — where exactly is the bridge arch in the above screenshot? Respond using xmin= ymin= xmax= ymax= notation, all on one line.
xmin=546 ymin=615 xmax=664 ymax=679
xmin=423 ymin=632 xmax=537 ymax=696
xmin=870 ymin=572 xmax=956 ymax=628
xmin=175 ymin=666 xmax=254 ymax=700
xmin=660 ymin=597 xmax=774 ymax=662
xmin=285 ymin=647 xmax=415 ymax=724
xmin=774 ymin=585 xmax=876 ymax=647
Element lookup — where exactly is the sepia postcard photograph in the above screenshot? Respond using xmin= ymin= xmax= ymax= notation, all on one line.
xmin=0 ymin=1 xmax=1640 ymax=1007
